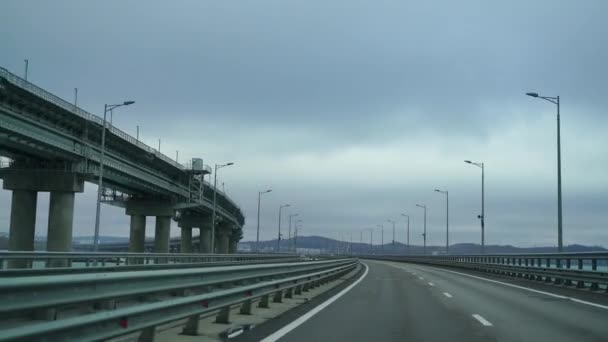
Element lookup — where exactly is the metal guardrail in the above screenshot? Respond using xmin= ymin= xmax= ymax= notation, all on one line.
xmin=0 ymin=258 xmax=358 ymax=341
xmin=0 ymin=251 xmax=294 ymax=270
xmin=367 ymin=253 xmax=608 ymax=291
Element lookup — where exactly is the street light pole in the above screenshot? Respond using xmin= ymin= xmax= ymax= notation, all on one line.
xmin=416 ymin=204 xmax=426 ymax=255
xmin=387 ymin=219 xmax=396 ymax=251
xmin=435 ymin=189 xmax=449 ymax=254
xmin=401 ymin=213 xmax=410 ymax=253
xmin=277 ymin=204 xmax=290 ymax=252
xmin=24 ymin=59 xmax=28 ymax=81
xmin=256 ymin=189 xmax=272 ymax=252
xmin=94 ymin=101 xmax=135 ymax=252
xmin=377 ymin=224 xmax=384 ymax=252
xmin=526 ymin=92 xmax=563 ymax=252
xmin=288 ymin=213 xmax=299 ymax=252
xmin=211 ymin=162 xmax=234 ymax=254
xmin=465 ymin=160 xmax=485 ymax=253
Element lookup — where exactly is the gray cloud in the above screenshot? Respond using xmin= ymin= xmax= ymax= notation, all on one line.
xmin=1 ymin=0 xmax=607 ymax=248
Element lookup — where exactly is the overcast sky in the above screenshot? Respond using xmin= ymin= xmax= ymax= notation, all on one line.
xmin=1 ymin=0 xmax=607 ymax=248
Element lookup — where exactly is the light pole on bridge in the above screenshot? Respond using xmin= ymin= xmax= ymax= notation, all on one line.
xmin=401 ymin=213 xmax=410 ymax=254
xmin=416 ymin=204 xmax=427 ymax=255
xmin=465 ymin=160 xmax=485 ymax=253
xmin=256 ymin=189 xmax=272 ymax=252
xmin=277 ymin=204 xmax=290 ymax=252
xmin=526 ymin=92 xmax=563 ymax=253
xmin=434 ymin=189 xmax=449 ymax=254
xmin=387 ymin=219 xmax=396 ymax=251
xmin=94 ymin=101 xmax=135 ymax=252
xmin=211 ymin=162 xmax=234 ymax=254
xmin=377 ymin=224 xmax=384 ymax=253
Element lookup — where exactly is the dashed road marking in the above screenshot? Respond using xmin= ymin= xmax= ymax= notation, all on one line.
xmin=428 ymin=282 xmax=435 ymax=287
xmin=443 ymin=292 xmax=453 ymax=298
xmin=472 ymin=314 xmax=493 ymax=326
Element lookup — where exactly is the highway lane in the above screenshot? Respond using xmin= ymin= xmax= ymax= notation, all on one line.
xmin=273 ymin=260 xmax=608 ymax=342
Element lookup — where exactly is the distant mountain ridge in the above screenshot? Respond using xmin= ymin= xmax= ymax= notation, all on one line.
xmin=240 ymin=235 xmax=607 ymax=254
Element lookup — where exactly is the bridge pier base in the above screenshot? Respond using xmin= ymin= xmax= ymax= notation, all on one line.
xmin=7 ymin=190 xmax=37 ymax=268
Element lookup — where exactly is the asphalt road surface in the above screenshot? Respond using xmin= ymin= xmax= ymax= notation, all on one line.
xmin=273 ymin=260 xmax=608 ymax=342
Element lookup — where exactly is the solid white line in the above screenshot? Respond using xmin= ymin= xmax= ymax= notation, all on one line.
xmin=410 ymin=264 xmax=608 ymax=311
xmin=428 ymin=282 xmax=435 ymax=287
xmin=443 ymin=292 xmax=453 ymax=298
xmin=472 ymin=314 xmax=493 ymax=326
xmin=260 ymin=263 xmax=370 ymax=342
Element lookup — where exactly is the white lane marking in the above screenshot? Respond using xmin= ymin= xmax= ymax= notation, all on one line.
xmin=260 ymin=263 xmax=369 ymax=342
xmin=443 ymin=292 xmax=453 ymax=298
xmin=428 ymin=282 xmax=435 ymax=287
xmin=408 ymin=264 xmax=608 ymax=311
xmin=418 ymin=276 xmax=424 ymax=280
xmin=228 ymin=328 xmax=244 ymax=338
xmin=412 ymin=272 xmax=417 ymax=275
xmin=472 ymin=314 xmax=493 ymax=326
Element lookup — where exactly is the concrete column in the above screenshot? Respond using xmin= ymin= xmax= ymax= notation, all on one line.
xmin=154 ymin=216 xmax=171 ymax=253
xmin=7 ymin=190 xmax=37 ymax=268
xmin=217 ymin=228 xmax=230 ymax=254
xmin=180 ymin=226 xmax=193 ymax=254
xmin=129 ymin=215 xmax=146 ymax=253
xmin=199 ymin=227 xmax=212 ymax=253
xmin=46 ymin=191 xmax=75 ymax=267
xmin=228 ymin=237 xmax=238 ymax=254
xmin=128 ymin=215 xmax=146 ymax=264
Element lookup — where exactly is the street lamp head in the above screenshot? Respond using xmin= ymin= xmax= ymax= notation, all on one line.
xmin=434 ymin=189 xmax=441 ymax=192
xmin=123 ymin=101 xmax=135 ymax=106
xmin=526 ymin=92 xmax=539 ymax=98
xmin=416 ymin=204 xmax=425 ymax=208
xmin=464 ymin=160 xmax=472 ymax=164
xmin=226 ymin=162 xmax=234 ymax=166
xmin=264 ymin=189 xmax=272 ymax=193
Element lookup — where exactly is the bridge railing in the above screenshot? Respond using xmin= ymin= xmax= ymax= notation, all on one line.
xmin=366 ymin=252 xmax=608 ymax=291
xmin=0 ymin=251 xmax=295 ymax=271
xmin=0 ymin=257 xmax=358 ymax=341
xmin=0 ymin=67 xmax=184 ymax=170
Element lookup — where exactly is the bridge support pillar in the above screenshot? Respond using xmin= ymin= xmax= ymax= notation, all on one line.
xmin=7 ymin=190 xmax=37 ymax=268
xmin=229 ymin=235 xmax=238 ymax=254
xmin=180 ymin=226 xmax=193 ymax=254
xmin=128 ymin=215 xmax=146 ymax=264
xmin=154 ymin=216 xmax=171 ymax=254
xmin=47 ymin=191 xmax=76 ymax=267
xmin=2 ymin=169 xmax=84 ymax=268
xmin=199 ymin=227 xmax=212 ymax=253
xmin=217 ymin=226 xmax=230 ymax=254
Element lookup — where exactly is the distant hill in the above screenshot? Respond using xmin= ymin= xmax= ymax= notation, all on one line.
xmin=240 ymin=235 xmax=607 ymax=254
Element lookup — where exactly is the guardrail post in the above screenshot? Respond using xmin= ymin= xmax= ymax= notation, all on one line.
xmin=138 ymin=326 xmax=156 ymax=342
xmin=258 ymin=294 xmax=270 ymax=308
xmin=294 ymin=285 xmax=303 ymax=295
xmin=284 ymin=287 xmax=294 ymax=299
xmin=240 ymin=299 xmax=253 ymax=315
xmin=273 ymin=290 xmax=283 ymax=303
xmin=590 ymin=259 xmax=599 ymax=291
xmin=182 ymin=314 xmax=201 ymax=336
xmin=564 ymin=259 xmax=573 ymax=286
xmin=216 ymin=306 xmax=231 ymax=324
